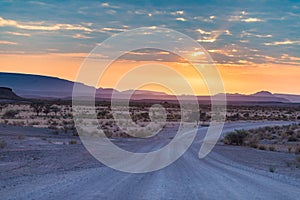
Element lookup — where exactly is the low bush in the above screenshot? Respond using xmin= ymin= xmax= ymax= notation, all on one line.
xmin=52 ymin=130 xmax=59 ymax=135
xmin=0 ymin=140 xmax=7 ymax=149
xmin=269 ymin=146 xmax=275 ymax=151
xmin=249 ymin=139 xmax=258 ymax=148
xmin=69 ymin=140 xmax=77 ymax=145
xmin=224 ymin=129 xmax=249 ymax=146
xmin=295 ymin=146 xmax=300 ymax=154
xmin=2 ymin=110 xmax=19 ymax=119
xmin=72 ymin=129 xmax=79 ymax=137
xmin=269 ymin=166 xmax=275 ymax=173
xmin=288 ymin=136 xmax=298 ymax=142
xmin=259 ymin=145 xmax=266 ymax=150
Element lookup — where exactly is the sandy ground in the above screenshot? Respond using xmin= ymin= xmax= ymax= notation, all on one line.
xmin=0 ymin=121 xmax=300 ymax=199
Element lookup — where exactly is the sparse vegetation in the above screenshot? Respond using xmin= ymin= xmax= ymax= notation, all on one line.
xmin=223 ymin=123 xmax=300 ymax=153
xmin=259 ymin=145 xmax=266 ymax=150
xmin=223 ymin=130 xmax=249 ymax=146
xmin=69 ymin=140 xmax=77 ymax=145
xmin=269 ymin=146 xmax=275 ymax=151
xmin=0 ymin=140 xmax=7 ymax=149
xmin=295 ymin=146 xmax=300 ymax=154
xmin=269 ymin=166 xmax=275 ymax=173
xmin=30 ymin=102 xmax=45 ymax=116
xmin=2 ymin=110 xmax=19 ymax=119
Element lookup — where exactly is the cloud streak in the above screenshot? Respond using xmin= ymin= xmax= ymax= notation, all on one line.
xmin=0 ymin=40 xmax=18 ymax=45
xmin=4 ymin=31 xmax=31 ymax=36
xmin=0 ymin=17 xmax=92 ymax=32
xmin=264 ymin=40 xmax=300 ymax=46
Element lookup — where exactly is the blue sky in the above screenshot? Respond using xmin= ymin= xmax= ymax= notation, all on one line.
xmin=1 ymin=0 xmax=300 ymax=64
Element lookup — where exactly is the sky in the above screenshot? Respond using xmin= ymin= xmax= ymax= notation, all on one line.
xmin=0 ymin=0 xmax=300 ymax=95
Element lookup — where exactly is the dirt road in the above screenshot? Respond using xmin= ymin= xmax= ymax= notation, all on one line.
xmin=1 ymin=121 xmax=299 ymax=199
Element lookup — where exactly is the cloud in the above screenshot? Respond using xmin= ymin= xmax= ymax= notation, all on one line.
xmin=264 ymin=40 xmax=300 ymax=46
xmin=240 ymin=31 xmax=272 ymax=38
xmin=100 ymin=2 xmax=120 ymax=9
xmin=99 ymin=27 xmax=128 ymax=33
xmin=193 ymin=16 xmax=214 ymax=23
xmin=0 ymin=17 xmax=92 ymax=32
xmin=241 ymin=18 xmax=264 ymax=22
xmin=281 ymin=54 xmax=300 ymax=61
xmin=196 ymin=29 xmax=231 ymax=43
xmin=176 ymin=17 xmax=186 ymax=22
xmin=196 ymin=29 xmax=211 ymax=35
xmin=0 ymin=40 xmax=18 ymax=45
xmin=240 ymin=39 xmax=249 ymax=43
xmin=29 ymin=1 xmax=52 ymax=7
xmin=106 ymin=9 xmax=117 ymax=15
xmin=229 ymin=14 xmax=264 ymax=23
xmin=171 ymin=10 xmax=184 ymax=15
xmin=117 ymin=49 xmax=182 ymax=63
xmin=72 ymin=34 xmax=92 ymax=39
xmin=197 ymin=38 xmax=216 ymax=43
xmin=4 ymin=31 xmax=31 ymax=36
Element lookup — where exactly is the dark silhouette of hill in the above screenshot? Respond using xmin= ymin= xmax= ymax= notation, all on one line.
xmin=0 ymin=87 xmax=23 ymax=100
xmin=0 ymin=72 xmax=299 ymax=103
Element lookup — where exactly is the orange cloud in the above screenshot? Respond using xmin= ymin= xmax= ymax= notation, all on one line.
xmin=0 ymin=40 xmax=18 ymax=45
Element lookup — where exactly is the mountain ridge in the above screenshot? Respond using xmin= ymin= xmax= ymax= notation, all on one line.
xmin=0 ymin=72 xmax=299 ymax=103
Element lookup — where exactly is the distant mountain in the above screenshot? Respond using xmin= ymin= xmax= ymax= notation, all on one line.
xmin=252 ymin=91 xmax=273 ymax=97
xmin=0 ymin=72 xmax=93 ymax=98
xmin=273 ymin=93 xmax=300 ymax=103
xmin=0 ymin=87 xmax=23 ymax=101
xmin=0 ymin=72 xmax=299 ymax=103
xmin=228 ymin=92 xmax=289 ymax=103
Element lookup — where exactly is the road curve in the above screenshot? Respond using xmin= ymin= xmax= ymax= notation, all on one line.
xmin=1 ymin=121 xmax=300 ymax=200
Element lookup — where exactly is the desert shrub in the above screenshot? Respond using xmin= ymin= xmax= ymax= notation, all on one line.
xmin=2 ymin=110 xmax=19 ymax=119
xmin=295 ymin=146 xmax=300 ymax=154
xmin=250 ymin=143 xmax=258 ymax=148
xmin=0 ymin=140 xmax=7 ymax=149
xmin=269 ymin=166 xmax=275 ymax=173
xmin=30 ymin=102 xmax=44 ymax=116
xmin=69 ymin=140 xmax=77 ymax=145
xmin=269 ymin=146 xmax=275 ymax=151
xmin=286 ymin=130 xmax=294 ymax=136
xmin=104 ymin=130 xmax=113 ymax=138
xmin=62 ymin=126 xmax=69 ymax=133
xmin=258 ymin=145 xmax=266 ymax=150
xmin=28 ymin=121 xmax=40 ymax=126
xmin=288 ymin=136 xmax=298 ymax=142
xmin=17 ymin=135 xmax=25 ymax=140
xmin=52 ymin=130 xmax=59 ymax=135
xmin=223 ymin=129 xmax=249 ymax=146
xmin=13 ymin=121 xmax=25 ymax=126
xmin=72 ymin=129 xmax=79 ymax=136
xmin=48 ymin=125 xmax=58 ymax=130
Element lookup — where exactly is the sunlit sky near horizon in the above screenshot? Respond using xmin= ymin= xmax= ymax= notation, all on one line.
xmin=0 ymin=0 xmax=300 ymax=95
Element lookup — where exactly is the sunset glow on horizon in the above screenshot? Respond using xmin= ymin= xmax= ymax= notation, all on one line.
xmin=1 ymin=0 xmax=300 ymax=95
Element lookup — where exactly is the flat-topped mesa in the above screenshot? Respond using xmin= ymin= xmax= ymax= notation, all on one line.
xmin=0 ymin=87 xmax=13 ymax=92
xmin=0 ymin=87 xmax=22 ymax=100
